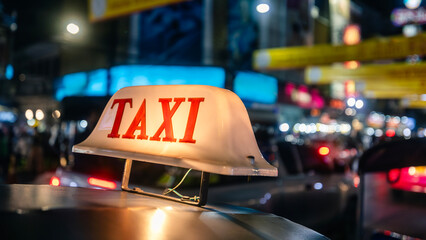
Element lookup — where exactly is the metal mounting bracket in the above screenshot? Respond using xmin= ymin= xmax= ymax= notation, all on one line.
xmin=121 ymin=159 xmax=210 ymax=206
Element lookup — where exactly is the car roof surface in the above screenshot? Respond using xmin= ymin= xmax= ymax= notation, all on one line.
xmin=0 ymin=184 xmax=328 ymax=240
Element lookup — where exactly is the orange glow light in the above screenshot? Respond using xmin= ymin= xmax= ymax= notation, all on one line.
xmin=345 ymin=80 xmax=356 ymax=97
xmin=50 ymin=176 xmax=60 ymax=186
xmin=88 ymin=177 xmax=117 ymax=189
xmin=343 ymin=24 xmax=361 ymax=45
xmin=318 ymin=146 xmax=330 ymax=156
xmin=344 ymin=61 xmax=360 ymax=70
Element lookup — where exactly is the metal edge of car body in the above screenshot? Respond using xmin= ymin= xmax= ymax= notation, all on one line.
xmin=1 ymin=85 xmax=329 ymax=239
xmin=0 ymin=184 xmax=329 ymax=239
xmin=357 ymin=138 xmax=426 ymax=239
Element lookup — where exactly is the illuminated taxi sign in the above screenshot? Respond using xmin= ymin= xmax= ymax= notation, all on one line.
xmin=73 ymin=85 xmax=277 ymax=177
xmin=106 ymin=97 xmax=203 ymax=143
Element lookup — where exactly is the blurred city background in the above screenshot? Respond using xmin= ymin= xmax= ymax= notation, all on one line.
xmin=0 ymin=0 xmax=425 ymax=185
xmin=1 ymin=0 xmax=426 ymax=238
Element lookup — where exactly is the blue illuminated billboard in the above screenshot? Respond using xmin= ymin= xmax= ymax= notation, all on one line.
xmin=55 ymin=72 xmax=87 ymax=100
xmin=109 ymin=65 xmax=225 ymax=95
xmin=55 ymin=66 xmax=226 ymax=100
xmin=86 ymin=69 xmax=108 ymax=96
xmin=233 ymin=71 xmax=277 ymax=104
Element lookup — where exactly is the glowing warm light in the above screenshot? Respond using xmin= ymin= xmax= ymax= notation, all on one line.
xmin=60 ymin=157 xmax=67 ymax=167
xmin=35 ymin=109 xmax=44 ymax=120
xmin=408 ymin=166 xmax=416 ymax=176
xmin=52 ymin=110 xmax=61 ymax=119
xmin=149 ymin=209 xmax=166 ymax=237
xmin=66 ymin=23 xmax=80 ymax=34
xmin=256 ymin=3 xmax=270 ymax=13
xmin=311 ymin=108 xmax=321 ymax=117
xmin=88 ymin=177 xmax=117 ymax=189
xmin=386 ymin=129 xmax=396 ymax=137
xmin=344 ymin=61 xmax=360 ymax=69
xmin=318 ymin=146 xmax=330 ymax=156
xmin=25 ymin=109 xmax=34 ymax=120
xmin=343 ymin=25 xmax=361 ymax=45
xmin=49 ymin=176 xmax=60 ymax=186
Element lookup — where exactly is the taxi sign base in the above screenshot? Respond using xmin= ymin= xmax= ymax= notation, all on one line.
xmin=121 ymin=159 xmax=210 ymax=207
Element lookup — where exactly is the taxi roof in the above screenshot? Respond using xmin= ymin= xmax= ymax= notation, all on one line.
xmin=0 ymin=184 xmax=328 ymax=240
xmin=73 ymin=85 xmax=277 ymax=177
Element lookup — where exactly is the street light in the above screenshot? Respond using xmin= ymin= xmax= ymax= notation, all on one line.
xmin=256 ymin=3 xmax=270 ymax=13
xmin=25 ymin=109 xmax=34 ymax=120
xmin=66 ymin=23 xmax=80 ymax=35
xmin=35 ymin=109 xmax=45 ymax=120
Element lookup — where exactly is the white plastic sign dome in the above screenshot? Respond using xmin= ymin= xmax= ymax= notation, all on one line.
xmin=73 ymin=85 xmax=277 ymax=176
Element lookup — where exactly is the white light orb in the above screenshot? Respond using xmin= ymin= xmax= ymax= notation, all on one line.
xmin=256 ymin=3 xmax=270 ymax=13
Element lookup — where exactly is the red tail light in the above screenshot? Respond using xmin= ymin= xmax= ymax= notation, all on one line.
xmin=49 ymin=176 xmax=60 ymax=186
xmin=88 ymin=177 xmax=117 ymax=189
xmin=386 ymin=129 xmax=395 ymax=137
xmin=387 ymin=168 xmax=401 ymax=183
xmin=318 ymin=146 xmax=330 ymax=156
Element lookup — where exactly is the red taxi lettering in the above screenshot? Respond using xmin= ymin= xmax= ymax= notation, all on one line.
xmin=179 ymin=98 xmax=204 ymax=143
xmin=122 ymin=99 xmax=148 ymax=140
xmin=150 ymin=98 xmax=185 ymax=142
xmin=107 ymin=97 xmax=203 ymax=144
xmin=107 ymin=98 xmax=132 ymax=138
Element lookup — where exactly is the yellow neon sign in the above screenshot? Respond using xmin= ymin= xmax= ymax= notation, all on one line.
xmin=254 ymin=33 xmax=426 ymax=70
xmin=89 ymin=0 xmax=189 ymax=22
xmin=305 ymin=62 xmax=426 ymax=84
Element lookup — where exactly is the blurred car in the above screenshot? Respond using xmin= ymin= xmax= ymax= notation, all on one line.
xmin=387 ymin=165 xmax=426 ymax=194
xmin=1 ymin=85 xmax=329 ymax=239
xmin=207 ymin=139 xmax=359 ymax=240
xmin=358 ymin=138 xmax=426 ymax=239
